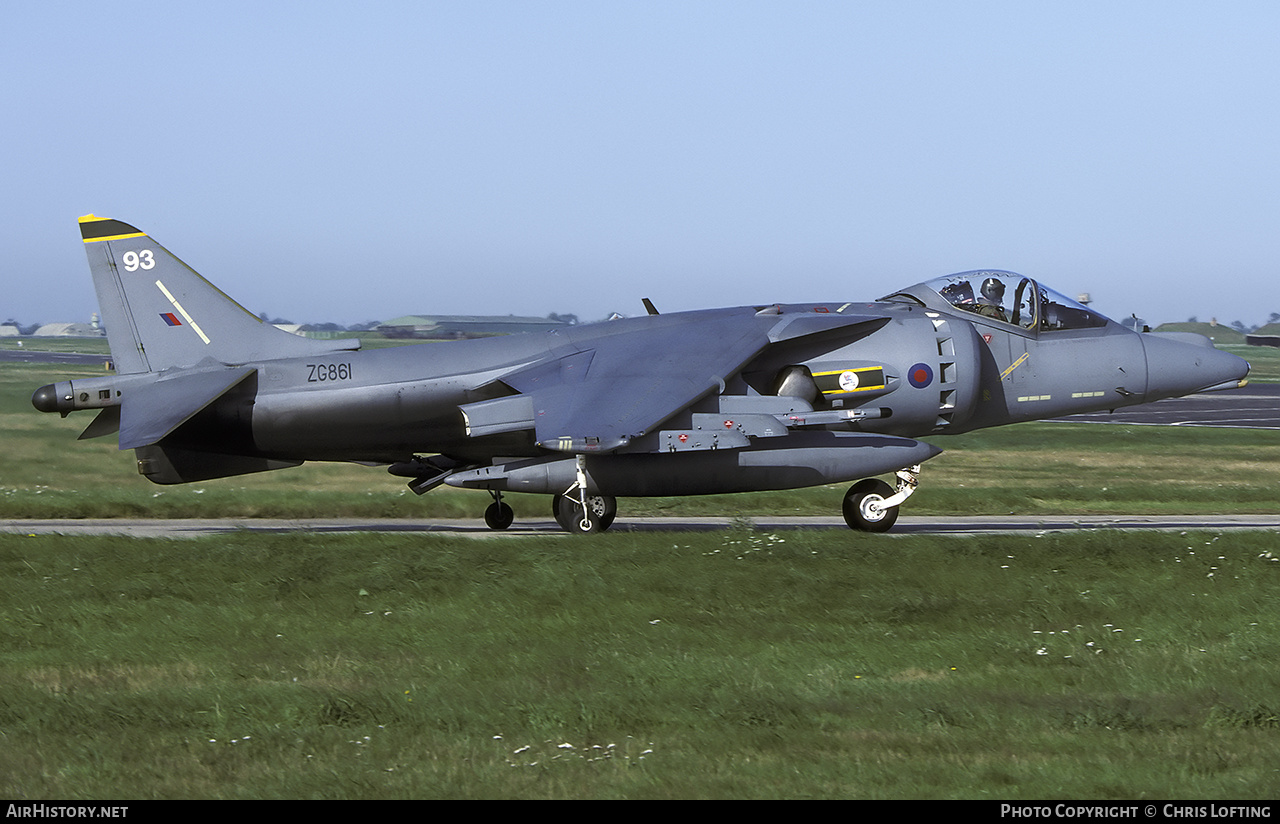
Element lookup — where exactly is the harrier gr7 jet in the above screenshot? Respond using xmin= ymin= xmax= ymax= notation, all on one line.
xmin=33 ymin=215 xmax=1250 ymax=533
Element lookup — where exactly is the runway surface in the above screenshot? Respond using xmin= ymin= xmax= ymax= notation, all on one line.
xmin=5 ymin=514 xmax=1279 ymax=539
xmin=0 ymin=349 xmax=113 ymax=367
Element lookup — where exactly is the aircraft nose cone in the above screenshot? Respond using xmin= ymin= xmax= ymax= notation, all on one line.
xmin=1142 ymin=332 xmax=1250 ymax=402
xmin=32 ymin=384 xmax=60 ymax=413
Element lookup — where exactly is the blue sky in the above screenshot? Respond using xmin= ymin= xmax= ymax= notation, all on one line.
xmin=4 ymin=1 xmax=1278 ymax=327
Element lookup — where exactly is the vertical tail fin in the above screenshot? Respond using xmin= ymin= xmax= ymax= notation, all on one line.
xmin=78 ymin=215 xmax=357 ymax=374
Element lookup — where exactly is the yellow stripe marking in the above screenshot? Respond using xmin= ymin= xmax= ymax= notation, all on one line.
xmin=820 ymin=386 xmax=886 ymax=395
xmin=1000 ymin=352 xmax=1029 ymax=381
xmin=811 ymin=366 xmax=884 ymax=377
xmin=155 ymin=280 xmax=211 ymax=345
xmin=813 ymin=366 xmax=887 ymax=395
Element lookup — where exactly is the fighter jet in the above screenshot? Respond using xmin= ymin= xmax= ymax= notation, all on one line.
xmin=33 ymin=216 xmax=1250 ymax=533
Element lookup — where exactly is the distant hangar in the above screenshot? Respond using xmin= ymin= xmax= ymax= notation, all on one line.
xmin=377 ymin=314 xmax=571 ymax=339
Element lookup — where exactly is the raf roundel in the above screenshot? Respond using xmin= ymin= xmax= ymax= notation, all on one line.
xmin=908 ymin=362 xmax=933 ymax=389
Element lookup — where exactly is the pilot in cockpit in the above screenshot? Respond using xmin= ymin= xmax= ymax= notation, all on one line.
xmin=975 ymin=277 xmax=1008 ymax=322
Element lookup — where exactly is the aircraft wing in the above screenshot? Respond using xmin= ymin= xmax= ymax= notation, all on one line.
xmin=468 ymin=309 xmax=889 ymax=453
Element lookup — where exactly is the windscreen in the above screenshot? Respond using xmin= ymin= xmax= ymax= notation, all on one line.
xmin=922 ymin=271 xmax=1109 ymax=331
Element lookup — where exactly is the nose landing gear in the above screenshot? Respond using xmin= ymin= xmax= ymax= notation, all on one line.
xmin=842 ymin=465 xmax=920 ymax=532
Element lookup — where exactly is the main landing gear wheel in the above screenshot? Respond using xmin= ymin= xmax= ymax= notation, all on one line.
xmin=552 ymin=494 xmax=617 ymax=534
xmin=484 ymin=501 xmax=514 ymax=530
xmin=843 ymin=479 xmax=899 ymax=533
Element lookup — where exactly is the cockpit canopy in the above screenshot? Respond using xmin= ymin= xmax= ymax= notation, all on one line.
xmin=884 ymin=270 xmax=1110 ymax=332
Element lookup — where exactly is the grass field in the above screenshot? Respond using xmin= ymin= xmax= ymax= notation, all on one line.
xmin=3 ymin=529 xmax=1280 ymax=799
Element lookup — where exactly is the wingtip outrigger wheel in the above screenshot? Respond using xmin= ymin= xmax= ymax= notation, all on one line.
xmin=842 ymin=465 xmax=920 ymax=532
xmin=484 ymin=489 xmax=514 ymax=530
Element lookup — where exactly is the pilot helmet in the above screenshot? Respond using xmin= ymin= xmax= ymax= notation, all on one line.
xmin=981 ymin=277 xmax=1006 ymax=302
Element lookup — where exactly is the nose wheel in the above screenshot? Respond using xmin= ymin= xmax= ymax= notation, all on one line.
xmin=842 ymin=479 xmax=898 ymax=532
xmin=842 ymin=465 xmax=920 ymax=533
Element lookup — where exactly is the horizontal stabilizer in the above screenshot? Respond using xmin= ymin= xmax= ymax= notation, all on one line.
xmin=119 ymin=367 xmax=256 ymax=450
xmin=78 ymin=406 xmax=121 ymax=440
